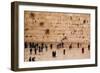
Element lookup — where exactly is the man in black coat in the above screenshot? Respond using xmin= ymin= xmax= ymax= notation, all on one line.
xmin=52 ymin=51 xmax=56 ymax=58
xmin=30 ymin=48 xmax=32 ymax=55
xmin=29 ymin=57 xmax=31 ymax=61
xmin=24 ymin=42 xmax=28 ymax=48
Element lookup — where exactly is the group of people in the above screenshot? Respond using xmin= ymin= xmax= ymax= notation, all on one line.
xmin=24 ymin=42 xmax=90 ymax=61
xmin=29 ymin=57 xmax=35 ymax=61
xmin=25 ymin=42 xmax=48 ymax=55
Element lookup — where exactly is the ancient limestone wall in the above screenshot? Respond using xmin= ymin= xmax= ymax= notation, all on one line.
xmin=24 ymin=11 xmax=90 ymax=62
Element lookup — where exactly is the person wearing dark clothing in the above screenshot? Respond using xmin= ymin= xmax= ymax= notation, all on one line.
xmin=45 ymin=44 xmax=48 ymax=51
xmin=52 ymin=51 xmax=54 ymax=58
xmin=40 ymin=46 xmax=43 ymax=52
xmin=24 ymin=42 xmax=28 ymax=48
xmin=34 ymin=43 xmax=38 ymax=48
xmin=30 ymin=48 xmax=32 ymax=55
xmin=41 ymin=43 xmax=44 ymax=47
xmin=35 ymin=43 xmax=38 ymax=49
xmin=41 ymin=43 xmax=44 ymax=51
xmin=69 ymin=44 xmax=72 ymax=50
xmin=39 ymin=46 xmax=41 ymax=53
xmin=63 ymin=49 xmax=66 ymax=55
xmin=77 ymin=42 xmax=80 ymax=48
xmin=38 ymin=46 xmax=44 ymax=55
xmin=34 ymin=48 xmax=37 ymax=55
xmin=29 ymin=57 xmax=31 ymax=61
xmin=88 ymin=44 xmax=90 ymax=50
xmin=54 ymin=51 xmax=56 ymax=57
xmin=30 ymin=42 xmax=36 ymax=48
xmin=82 ymin=48 xmax=84 ymax=54
xmin=32 ymin=43 xmax=38 ymax=55
xmin=50 ymin=44 xmax=53 ymax=49
xmin=52 ymin=51 xmax=56 ymax=58
xmin=31 ymin=42 xmax=35 ymax=48
xmin=32 ymin=57 xmax=35 ymax=61
xmin=29 ymin=42 xmax=32 ymax=48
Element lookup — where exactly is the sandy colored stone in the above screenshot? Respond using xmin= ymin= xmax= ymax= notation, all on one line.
xmin=24 ymin=11 xmax=90 ymax=62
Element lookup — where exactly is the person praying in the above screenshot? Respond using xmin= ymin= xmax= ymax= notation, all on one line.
xmin=50 ymin=44 xmax=53 ymax=49
xmin=69 ymin=44 xmax=72 ymax=50
xmin=32 ymin=57 xmax=35 ymax=61
xmin=63 ymin=49 xmax=66 ymax=55
xmin=24 ymin=42 xmax=28 ymax=48
xmin=29 ymin=57 xmax=32 ymax=61
xmin=52 ymin=51 xmax=56 ymax=58
xmin=82 ymin=48 xmax=84 ymax=54
xmin=30 ymin=48 xmax=32 ymax=55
